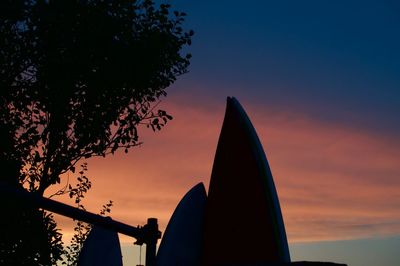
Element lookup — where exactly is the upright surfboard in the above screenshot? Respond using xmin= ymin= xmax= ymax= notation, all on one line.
xmin=157 ymin=183 xmax=207 ymax=266
xmin=202 ymin=97 xmax=290 ymax=265
xmin=77 ymin=223 xmax=123 ymax=266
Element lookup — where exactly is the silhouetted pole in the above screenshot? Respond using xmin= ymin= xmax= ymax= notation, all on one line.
xmin=145 ymin=218 xmax=159 ymax=266
xmin=1 ymin=182 xmax=161 ymax=266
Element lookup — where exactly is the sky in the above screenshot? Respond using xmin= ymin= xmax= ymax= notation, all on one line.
xmin=49 ymin=1 xmax=400 ymax=265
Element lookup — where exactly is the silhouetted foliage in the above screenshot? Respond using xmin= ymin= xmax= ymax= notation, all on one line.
xmin=0 ymin=0 xmax=192 ymax=264
xmin=1 ymin=201 xmax=64 ymax=265
xmin=62 ymin=169 xmax=114 ymax=266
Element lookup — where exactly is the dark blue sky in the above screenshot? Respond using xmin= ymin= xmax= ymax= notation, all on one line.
xmin=171 ymin=0 xmax=400 ymax=138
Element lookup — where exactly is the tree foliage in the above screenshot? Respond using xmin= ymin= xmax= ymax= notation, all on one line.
xmin=61 ymin=164 xmax=113 ymax=266
xmin=0 ymin=0 xmax=192 ymax=264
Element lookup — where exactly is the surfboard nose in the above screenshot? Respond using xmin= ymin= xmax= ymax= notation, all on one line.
xmin=202 ymin=97 xmax=291 ymax=265
xmin=157 ymin=182 xmax=207 ymax=266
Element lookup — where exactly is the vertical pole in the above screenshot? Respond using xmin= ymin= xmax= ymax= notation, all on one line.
xmin=145 ymin=218 xmax=159 ymax=266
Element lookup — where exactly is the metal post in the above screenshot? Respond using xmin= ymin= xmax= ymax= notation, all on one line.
xmin=144 ymin=218 xmax=160 ymax=266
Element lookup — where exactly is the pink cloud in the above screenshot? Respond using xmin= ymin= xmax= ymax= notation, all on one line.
xmin=48 ymin=93 xmax=400 ymax=244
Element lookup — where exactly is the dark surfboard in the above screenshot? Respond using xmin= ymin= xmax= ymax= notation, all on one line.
xmin=202 ymin=97 xmax=290 ymax=265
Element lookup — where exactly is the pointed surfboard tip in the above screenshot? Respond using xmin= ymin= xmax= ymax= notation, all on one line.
xmin=189 ymin=182 xmax=207 ymax=197
xmin=166 ymin=182 xmax=207 ymax=218
xmin=226 ymin=96 xmax=235 ymax=103
xmin=226 ymin=96 xmax=243 ymax=113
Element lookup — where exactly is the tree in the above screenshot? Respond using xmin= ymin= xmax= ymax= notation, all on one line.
xmin=0 ymin=0 xmax=192 ymax=264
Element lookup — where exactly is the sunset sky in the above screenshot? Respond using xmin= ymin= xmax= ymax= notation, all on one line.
xmin=49 ymin=1 xmax=400 ymax=265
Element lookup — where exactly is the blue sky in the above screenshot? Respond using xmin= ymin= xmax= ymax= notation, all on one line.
xmin=172 ymin=0 xmax=400 ymax=137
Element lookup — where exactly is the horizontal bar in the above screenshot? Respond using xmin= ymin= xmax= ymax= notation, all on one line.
xmin=1 ymin=183 xmax=143 ymax=239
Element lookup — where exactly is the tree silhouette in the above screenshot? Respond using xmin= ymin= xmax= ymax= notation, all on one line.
xmin=0 ymin=0 xmax=192 ymax=264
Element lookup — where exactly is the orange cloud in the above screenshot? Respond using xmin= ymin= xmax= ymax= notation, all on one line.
xmin=247 ymin=103 xmax=400 ymax=242
xmin=48 ymin=93 xmax=400 ymax=245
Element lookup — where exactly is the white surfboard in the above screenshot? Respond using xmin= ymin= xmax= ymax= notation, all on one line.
xmin=157 ymin=183 xmax=207 ymax=266
xmin=77 ymin=224 xmax=123 ymax=266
